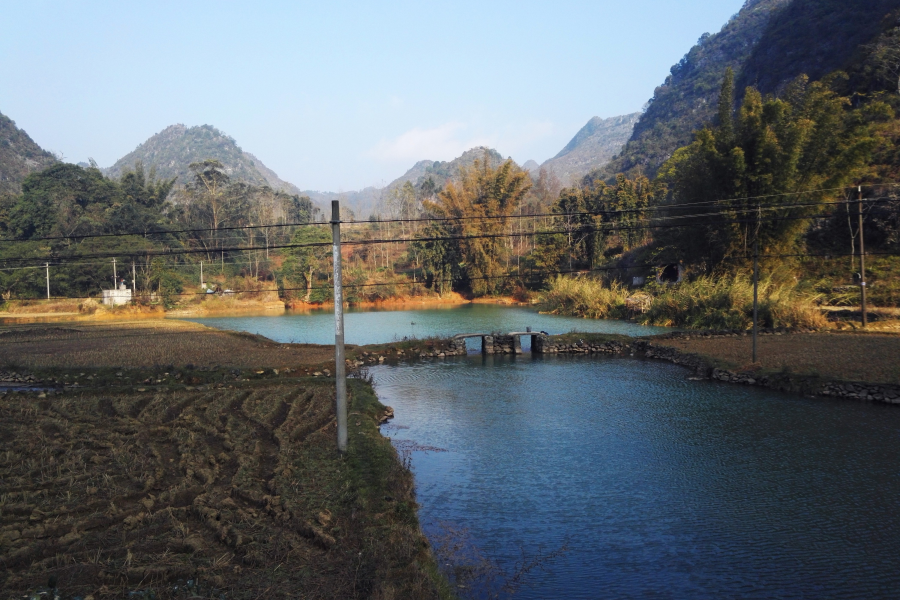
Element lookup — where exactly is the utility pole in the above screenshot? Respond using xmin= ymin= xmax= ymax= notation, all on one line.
xmin=132 ymin=262 xmax=137 ymax=304
xmin=200 ymin=261 xmax=204 ymax=287
xmin=112 ymin=258 xmax=117 ymax=288
xmin=752 ymin=205 xmax=760 ymax=363
xmin=332 ymin=200 xmax=348 ymax=453
xmin=753 ymin=236 xmax=759 ymax=363
xmin=45 ymin=263 xmax=50 ymax=300
xmin=858 ymin=186 xmax=867 ymax=328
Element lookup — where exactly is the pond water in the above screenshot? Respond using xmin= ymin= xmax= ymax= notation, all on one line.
xmin=178 ymin=303 xmax=668 ymax=347
xmin=371 ymin=354 xmax=900 ymax=599
xmin=183 ymin=306 xmax=900 ymax=598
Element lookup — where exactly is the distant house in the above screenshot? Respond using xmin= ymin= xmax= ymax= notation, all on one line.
xmin=102 ymin=280 xmax=132 ymax=306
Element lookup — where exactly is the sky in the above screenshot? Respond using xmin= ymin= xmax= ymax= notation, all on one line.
xmin=1 ymin=0 xmax=747 ymax=192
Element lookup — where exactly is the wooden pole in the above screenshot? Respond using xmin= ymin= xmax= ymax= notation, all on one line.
xmin=332 ymin=200 xmax=348 ymax=453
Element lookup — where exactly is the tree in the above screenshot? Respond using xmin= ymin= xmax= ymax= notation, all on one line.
xmin=656 ymin=73 xmax=878 ymax=269
xmin=866 ymin=25 xmax=900 ymax=95
xmin=279 ymin=225 xmax=332 ymax=302
xmin=417 ymin=152 xmax=531 ymax=295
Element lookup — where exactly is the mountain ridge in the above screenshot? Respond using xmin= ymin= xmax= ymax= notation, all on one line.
xmin=103 ymin=124 xmax=306 ymax=199
xmin=0 ymin=111 xmax=58 ymax=195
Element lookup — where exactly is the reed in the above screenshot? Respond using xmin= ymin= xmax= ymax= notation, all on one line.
xmin=640 ymin=274 xmax=828 ymax=330
xmin=542 ymin=273 xmax=828 ymax=330
xmin=540 ymin=275 xmax=629 ymax=319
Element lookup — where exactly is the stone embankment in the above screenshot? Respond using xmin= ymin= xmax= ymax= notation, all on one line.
xmin=532 ymin=335 xmax=627 ymax=355
xmin=0 ymin=371 xmax=40 ymax=385
xmin=819 ymin=382 xmax=900 ymax=404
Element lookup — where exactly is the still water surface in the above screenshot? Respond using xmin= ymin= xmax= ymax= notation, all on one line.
xmin=183 ymin=307 xmax=900 ymax=598
xmin=179 ymin=303 xmax=667 ymax=346
xmin=372 ymin=355 xmax=900 ymax=599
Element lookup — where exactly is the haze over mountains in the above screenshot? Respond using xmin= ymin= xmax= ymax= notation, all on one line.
xmin=3 ymin=0 xmax=895 ymax=218
xmin=91 ymin=114 xmax=639 ymax=219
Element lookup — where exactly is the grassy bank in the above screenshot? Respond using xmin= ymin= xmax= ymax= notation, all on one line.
xmin=0 ymin=324 xmax=452 ymax=600
xmin=541 ymin=274 xmax=829 ymax=330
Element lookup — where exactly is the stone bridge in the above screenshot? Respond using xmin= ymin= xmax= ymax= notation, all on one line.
xmin=453 ymin=329 xmax=548 ymax=355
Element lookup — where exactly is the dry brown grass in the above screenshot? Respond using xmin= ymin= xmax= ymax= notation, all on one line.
xmin=654 ymin=332 xmax=900 ymax=384
xmin=0 ymin=379 xmax=448 ymax=599
xmin=0 ymin=320 xmax=335 ymax=370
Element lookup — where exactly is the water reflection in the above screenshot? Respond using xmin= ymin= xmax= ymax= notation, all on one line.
xmin=178 ymin=303 xmax=669 ymax=346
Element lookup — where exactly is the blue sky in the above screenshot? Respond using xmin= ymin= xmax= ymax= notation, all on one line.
xmin=1 ymin=0 xmax=746 ymax=191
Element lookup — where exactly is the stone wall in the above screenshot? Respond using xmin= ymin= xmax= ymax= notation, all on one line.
xmin=532 ymin=334 xmax=627 ymax=355
xmin=482 ymin=334 xmax=521 ymax=355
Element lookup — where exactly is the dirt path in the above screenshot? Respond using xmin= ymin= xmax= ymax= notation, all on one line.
xmin=653 ymin=331 xmax=900 ymax=384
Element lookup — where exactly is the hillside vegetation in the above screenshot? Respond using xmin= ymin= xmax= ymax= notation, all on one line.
xmin=104 ymin=124 xmax=304 ymax=197
xmin=0 ymin=111 xmax=57 ymax=195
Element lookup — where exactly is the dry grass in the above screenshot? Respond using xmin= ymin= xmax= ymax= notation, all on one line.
xmin=0 ymin=378 xmax=448 ymax=599
xmin=540 ymin=276 xmax=629 ymax=319
xmin=0 ymin=320 xmax=335 ymax=370
xmin=640 ymin=275 xmax=828 ymax=330
xmin=654 ymin=332 xmax=900 ymax=384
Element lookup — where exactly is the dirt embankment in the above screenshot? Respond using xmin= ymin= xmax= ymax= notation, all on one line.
xmin=0 ymin=320 xmax=336 ymax=371
xmin=650 ymin=330 xmax=900 ymax=385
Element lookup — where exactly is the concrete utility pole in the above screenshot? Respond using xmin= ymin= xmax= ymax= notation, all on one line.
xmin=752 ymin=205 xmax=761 ymax=363
xmin=45 ymin=263 xmax=50 ymax=299
xmin=858 ymin=186 xmax=867 ymax=328
xmin=112 ymin=258 xmax=117 ymax=288
xmin=332 ymin=200 xmax=348 ymax=453
xmin=132 ymin=262 xmax=137 ymax=304
xmin=752 ymin=236 xmax=759 ymax=363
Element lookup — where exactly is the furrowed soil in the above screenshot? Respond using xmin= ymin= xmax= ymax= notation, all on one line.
xmin=653 ymin=331 xmax=900 ymax=384
xmin=0 ymin=321 xmax=449 ymax=600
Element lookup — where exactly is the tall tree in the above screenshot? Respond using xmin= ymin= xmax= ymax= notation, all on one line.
xmin=417 ymin=152 xmax=531 ymax=295
xmin=656 ymin=73 xmax=878 ymax=268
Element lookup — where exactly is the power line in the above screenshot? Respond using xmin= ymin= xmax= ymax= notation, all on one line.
xmin=1 ymin=185 xmax=894 ymax=245
xmin=0 ymin=205 xmax=893 ymax=268
xmin=6 ymin=250 xmax=898 ymax=304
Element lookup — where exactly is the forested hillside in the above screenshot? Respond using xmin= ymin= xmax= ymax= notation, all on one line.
xmin=597 ymin=0 xmax=900 ymax=182
xmin=311 ymin=147 xmax=508 ymax=220
xmin=0 ymin=111 xmax=57 ymax=195
xmin=104 ymin=124 xmax=304 ymax=196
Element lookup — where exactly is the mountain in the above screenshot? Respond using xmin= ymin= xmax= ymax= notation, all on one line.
xmin=313 ymin=147 xmax=509 ymax=219
xmin=401 ymin=147 xmax=507 ymax=188
xmin=104 ymin=124 xmax=304 ymax=197
xmin=598 ymin=0 xmax=900 ymax=182
xmin=539 ymin=113 xmax=640 ymax=184
xmin=521 ymin=160 xmax=540 ymax=174
xmin=0 ymin=111 xmax=57 ymax=194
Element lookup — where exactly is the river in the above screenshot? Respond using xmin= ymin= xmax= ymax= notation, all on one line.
xmin=182 ymin=306 xmax=900 ymax=598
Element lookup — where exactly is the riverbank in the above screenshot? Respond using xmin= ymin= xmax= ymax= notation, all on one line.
xmin=350 ymin=329 xmax=900 ymax=406
xmin=0 ymin=292 xmax=529 ymax=323
xmin=0 ymin=321 xmax=451 ymax=599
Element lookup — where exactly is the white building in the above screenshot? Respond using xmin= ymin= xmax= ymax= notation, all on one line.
xmin=102 ymin=282 xmax=132 ymax=306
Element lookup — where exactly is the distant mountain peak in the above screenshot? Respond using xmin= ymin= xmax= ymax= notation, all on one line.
xmin=539 ymin=113 xmax=640 ymax=184
xmin=0 ymin=110 xmax=57 ymax=194
xmin=103 ymin=124 xmax=302 ymax=197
